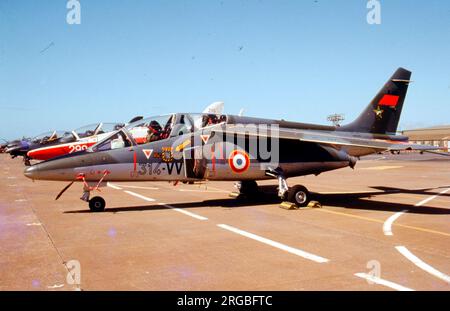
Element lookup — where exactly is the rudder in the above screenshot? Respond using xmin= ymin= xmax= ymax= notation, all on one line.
xmin=340 ymin=68 xmax=412 ymax=135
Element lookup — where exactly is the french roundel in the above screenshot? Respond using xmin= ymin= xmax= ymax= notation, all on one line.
xmin=228 ymin=150 xmax=250 ymax=174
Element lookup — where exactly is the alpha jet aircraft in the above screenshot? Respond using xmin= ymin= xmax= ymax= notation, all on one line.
xmin=1 ymin=138 xmax=15 ymax=153
xmin=5 ymin=131 xmax=68 ymax=165
xmin=24 ymin=68 xmax=437 ymax=212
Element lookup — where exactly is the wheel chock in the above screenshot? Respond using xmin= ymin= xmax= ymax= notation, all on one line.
xmin=279 ymin=201 xmax=298 ymax=210
xmin=279 ymin=200 xmax=322 ymax=210
xmin=308 ymin=201 xmax=322 ymax=208
xmin=229 ymin=192 xmax=240 ymax=198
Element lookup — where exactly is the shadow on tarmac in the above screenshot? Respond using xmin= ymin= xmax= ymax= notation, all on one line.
xmin=64 ymin=184 xmax=450 ymax=215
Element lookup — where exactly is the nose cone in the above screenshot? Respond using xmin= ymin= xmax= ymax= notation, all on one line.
xmin=5 ymin=145 xmax=19 ymax=154
xmin=23 ymin=156 xmax=81 ymax=181
xmin=24 ymin=165 xmax=40 ymax=179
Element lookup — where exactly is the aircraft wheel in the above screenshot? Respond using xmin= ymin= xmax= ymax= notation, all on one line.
xmin=237 ymin=180 xmax=259 ymax=195
xmin=89 ymin=196 xmax=106 ymax=212
xmin=287 ymin=185 xmax=310 ymax=207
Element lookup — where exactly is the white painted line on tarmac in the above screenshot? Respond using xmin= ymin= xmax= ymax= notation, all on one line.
xmin=217 ymin=224 xmax=329 ymax=263
xmin=415 ymin=188 xmax=450 ymax=207
xmin=203 ymin=185 xmax=234 ymax=193
xmin=26 ymin=223 xmax=42 ymax=226
xmin=47 ymin=284 xmax=65 ymax=289
xmin=383 ymin=210 xmax=407 ymax=236
xmin=373 ymin=156 xmax=387 ymax=161
xmin=7 ymin=176 xmax=16 ymax=179
xmin=113 ymin=184 xmax=159 ymax=190
xmin=106 ymin=182 xmax=122 ymax=190
xmin=123 ymin=190 xmax=155 ymax=202
xmin=178 ymin=189 xmax=228 ymax=193
xmin=360 ymin=166 xmax=403 ymax=170
xmin=14 ymin=199 xmax=27 ymax=202
xmin=382 ymin=188 xmax=450 ymax=236
xmin=395 ymin=246 xmax=450 ymax=284
xmin=110 ymin=181 xmax=207 ymax=220
xmin=158 ymin=203 xmax=208 ymax=221
xmin=354 ymin=273 xmax=414 ymax=291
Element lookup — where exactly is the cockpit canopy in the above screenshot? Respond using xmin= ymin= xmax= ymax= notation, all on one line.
xmin=31 ymin=130 xmax=68 ymax=144
xmin=90 ymin=113 xmax=227 ymax=152
xmin=125 ymin=113 xmax=228 ymax=144
xmin=73 ymin=122 xmax=125 ymax=138
xmin=60 ymin=122 xmax=126 ymax=141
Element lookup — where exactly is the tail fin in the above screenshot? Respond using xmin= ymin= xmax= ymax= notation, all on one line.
xmin=340 ymin=68 xmax=412 ymax=135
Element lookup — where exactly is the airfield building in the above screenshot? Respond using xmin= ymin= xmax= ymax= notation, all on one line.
xmin=401 ymin=125 xmax=450 ymax=151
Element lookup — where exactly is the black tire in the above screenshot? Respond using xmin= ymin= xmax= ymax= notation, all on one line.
xmin=237 ymin=180 xmax=258 ymax=195
xmin=89 ymin=196 xmax=106 ymax=212
xmin=287 ymin=185 xmax=310 ymax=207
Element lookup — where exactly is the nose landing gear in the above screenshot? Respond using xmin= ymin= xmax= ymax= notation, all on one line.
xmin=88 ymin=196 xmax=106 ymax=212
xmin=230 ymin=180 xmax=259 ymax=199
xmin=77 ymin=171 xmax=110 ymax=212
xmin=235 ymin=180 xmax=259 ymax=195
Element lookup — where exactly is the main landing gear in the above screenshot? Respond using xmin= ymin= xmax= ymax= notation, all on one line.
xmin=286 ymin=185 xmax=310 ymax=207
xmin=234 ymin=180 xmax=259 ymax=196
xmin=23 ymin=156 xmax=31 ymax=166
xmin=266 ymin=168 xmax=311 ymax=208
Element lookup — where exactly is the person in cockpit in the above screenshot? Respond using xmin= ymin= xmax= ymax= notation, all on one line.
xmin=146 ymin=120 xmax=163 ymax=143
xmin=202 ymin=114 xmax=217 ymax=127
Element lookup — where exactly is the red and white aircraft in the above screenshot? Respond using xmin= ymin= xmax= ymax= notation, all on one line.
xmin=27 ymin=122 xmax=131 ymax=160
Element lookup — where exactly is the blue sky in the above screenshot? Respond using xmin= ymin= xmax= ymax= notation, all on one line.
xmin=1 ymin=0 xmax=449 ymax=140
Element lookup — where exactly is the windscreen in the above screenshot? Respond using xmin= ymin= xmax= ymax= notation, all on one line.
xmin=96 ymin=122 xmax=125 ymax=134
xmin=31 ymin=131 xmax=66 ymax=144
xmin=189 ymin=113 xmax=227 ymax=130
xmin=73 ymin=123 xmax=100 ymax=138
xmin=126 ymin=114 xmax=174 ymax=144
xmin=91 ymin=130 xmax=133 ymax=152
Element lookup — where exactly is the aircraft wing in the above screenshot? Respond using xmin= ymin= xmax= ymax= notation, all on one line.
xmin=420 ymin=150 xmax=450 ymax=156
xmin=208 ymin=124 xmax=440 ymax=153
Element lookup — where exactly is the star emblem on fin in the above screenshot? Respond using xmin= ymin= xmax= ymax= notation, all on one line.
xmin=373 ymin=106 xmax=384 ymax=119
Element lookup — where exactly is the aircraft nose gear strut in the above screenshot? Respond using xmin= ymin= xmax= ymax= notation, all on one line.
xmin=54 ymin=170 xmax=110 ymax=212
xmin=77 ymin=171 xmax=110 ymax=212
xmin=266 ymin=167 xmax=311 ymax=207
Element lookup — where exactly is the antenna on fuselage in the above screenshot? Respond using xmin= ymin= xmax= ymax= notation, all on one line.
xmin=327 ymin=114 xmax=345 ymax=127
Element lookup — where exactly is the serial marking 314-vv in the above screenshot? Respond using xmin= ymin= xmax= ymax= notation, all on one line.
xmin=24 ymin=68 xmax=438 ymax=212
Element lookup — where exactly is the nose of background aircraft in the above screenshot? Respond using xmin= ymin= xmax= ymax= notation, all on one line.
xmin=24 ymin=165 xmax=40 ymax=179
